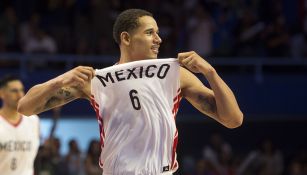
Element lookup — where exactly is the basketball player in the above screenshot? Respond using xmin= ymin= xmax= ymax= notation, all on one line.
xmin=18 ymin=9 xmax=243 ymax=174
xmin=0 ymin=75 xmax=40 ymax=175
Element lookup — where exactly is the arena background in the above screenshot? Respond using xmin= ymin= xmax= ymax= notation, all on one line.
xmin=0 ymin=0 xmax=307 ymax=174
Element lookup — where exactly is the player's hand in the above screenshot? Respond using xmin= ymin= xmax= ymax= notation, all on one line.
xmin=178 ymin=51 xmax=214 ymax=75
xmin=57 ymin=66 xmax=95 ymax=87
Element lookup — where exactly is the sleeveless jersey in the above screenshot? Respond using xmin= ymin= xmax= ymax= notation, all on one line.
xmin=0 ymin=115 xmax=40 ymax=175
xmin=91 ymin=58 xmax=181 ymax=175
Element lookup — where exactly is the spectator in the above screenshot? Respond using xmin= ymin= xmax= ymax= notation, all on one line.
xmin=35 ymin=144 xmax=56 ymax=175
xmin=35 ymin=138 xmax=67 ymax=175
xmin=195 ymin=159 xmax=219 ymax=175
xmin=34 ymin=106 xmax=66 ymax=175
xmin=203 ymin=132 xmax=233 ymax=175
xmin=23 ymin=27 xmax=57 ymax=54
xmin=234 ymin=8 xmax=264 ymax=57
xmin=19 ymin=13 xmax=41 ymax=48
xmin=65 ymin=139 xmax=84 ymax=175
xmin=84 ymin=139 xmax=102 ymax=175
xmin=289 ymin=25 xmax=306 ymax=60
xmin=288 ymin=159 xmax=304 ymax=175
xmin=0 ymin=6 xmax=19 ymax=51
xmin=187 ymin=4 xmax=215 ymax=57
xmin=212 ymin=6 xmax=237 ymax=57
xmin=237 ymin=138 xmax=284 ymax=175
xmin=262 ymin=16 xmax=289 ymax=57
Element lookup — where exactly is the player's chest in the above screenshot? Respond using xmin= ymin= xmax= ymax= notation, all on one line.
xmin=0 ymin=121 xmax=37 ymax=141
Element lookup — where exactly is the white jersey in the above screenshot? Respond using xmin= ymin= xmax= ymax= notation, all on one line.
xmin=91 ymin=58 xmax=181 ymax=175
xmin=0 ymin=115 xmax=40 ymax=175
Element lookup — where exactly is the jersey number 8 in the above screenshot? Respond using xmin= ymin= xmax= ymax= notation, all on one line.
xmin=11 ymin=157 xmax=17 ymax=170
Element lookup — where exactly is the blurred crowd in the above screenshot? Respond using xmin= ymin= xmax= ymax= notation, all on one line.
xmin=36 ymin=137 xmax=102 ymax=175
xmin=0 ymin=0 xmax=307 ymax=58
xmin=36 ymin=132 xmax=307 ymax=175
xmin=36 ymin=108 xmax=307 ymax=175
xmin=180 ymin=133 xmax=307 ymax=175
xmin=34 ymin=107 xmax=102 ymax=175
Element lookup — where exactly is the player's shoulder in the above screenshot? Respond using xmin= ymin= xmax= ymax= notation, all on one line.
xmin=22 ymin=114 xmax=40 ymax=123
xmin=179 ymin=66 xmax=201 ymax=92
xmin=24 ymin=114 xmax=39 ymax=118
xmin=179 ymin=66 xmax=192 ymax=79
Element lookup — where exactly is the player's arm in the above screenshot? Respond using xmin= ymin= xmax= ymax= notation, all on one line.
xmin=18 ymin=66 xmax=94 ymax=116
xmin=179 ymin=51 xmax=243 ymax=128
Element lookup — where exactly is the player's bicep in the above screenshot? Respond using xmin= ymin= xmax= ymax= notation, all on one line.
xmin=180 ymin=67 xmax=217 ymax=118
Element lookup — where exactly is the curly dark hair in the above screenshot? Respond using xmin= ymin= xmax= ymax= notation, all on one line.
xmin=113 ymin=9 xmax=153 ymax=44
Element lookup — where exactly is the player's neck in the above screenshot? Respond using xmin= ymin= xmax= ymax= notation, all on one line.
xmin=118 ymin=56 xmax=134 ymax=64
xmin=119 ymin=51 xmax=140 ymax=64
xmin=0 ymin=106 xmax=21 ymax=123
xmin=118 ymin=58 xmax=127 ymax=64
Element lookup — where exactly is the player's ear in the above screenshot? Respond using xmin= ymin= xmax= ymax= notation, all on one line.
xmin=120 ymin=31 xmax=130 ymax=46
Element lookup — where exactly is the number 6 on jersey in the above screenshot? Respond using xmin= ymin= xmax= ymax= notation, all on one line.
xmin=129 ymin=89 xmax=141 ymax=110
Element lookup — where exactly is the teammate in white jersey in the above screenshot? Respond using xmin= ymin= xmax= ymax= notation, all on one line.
xmin=0 ymin=75 xmax=40 ymax=175
xmin=18 ymin=9 xmax=243 ymax=175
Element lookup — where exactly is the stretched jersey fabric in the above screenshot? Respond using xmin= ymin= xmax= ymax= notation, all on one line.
xmin=91 ymin=58 xmax=181 ymax=175
xmin=0 ymin=115 xmax=40 ymax=175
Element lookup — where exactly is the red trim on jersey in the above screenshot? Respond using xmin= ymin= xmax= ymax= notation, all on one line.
xmin=172 ymin=88 xmax=182 ymax=118
xmin=170 ymin=88 xmax=181 ymax=171
xmin=171 ymin=130 xmax=178 ymax=170
xmin=90 ymin=95 xmax=105 ymax=169
xmin=0 ymin=114 xmax=23 ymax=127
xmin=90 ymin=95 xmax=105 ymax=144
xmin=99 ymin=157 xmax=104 ymax=168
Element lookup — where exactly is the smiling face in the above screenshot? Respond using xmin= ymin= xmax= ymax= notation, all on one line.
xmin=124 ymin=16 xmax=162 ymax=60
